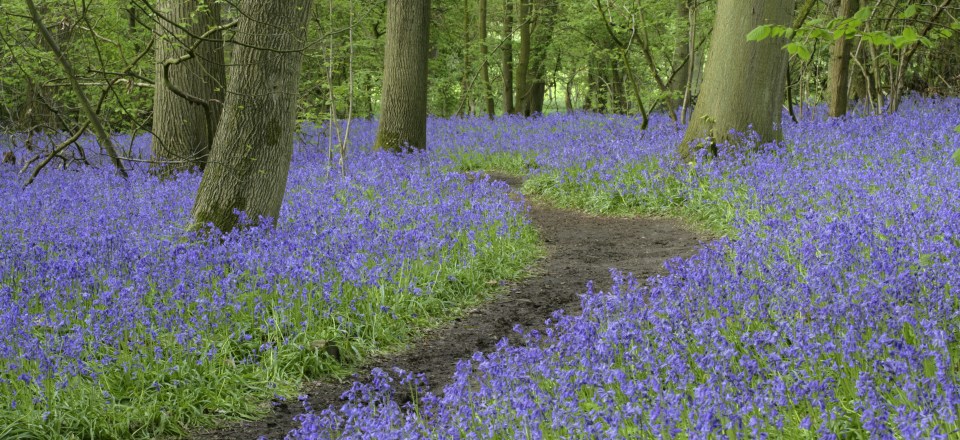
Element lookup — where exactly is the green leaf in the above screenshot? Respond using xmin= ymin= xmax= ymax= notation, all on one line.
xmin=891 ymin=27 xmax=922 ymax=49
xmin=864 ymin=31 xmax=893 ymax=46
xmin=950 ymin=148 xmax=960 ymax=166
xmin=809 ymin=28 xmax=830 ymax=39
xmin=902 ymin=26 xmax=919 ymax=40
xmin=747 ymin=25 xmax=772 ymax=41
xmin=785 ymin=42 xmax=812 ymax=61
xmin=900 ymin=5 xmax=918 ymax=19
xmin=853 ymin=6 xmax=873 ymax=21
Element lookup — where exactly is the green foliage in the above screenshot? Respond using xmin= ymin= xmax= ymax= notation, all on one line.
xmin=0 ymin=1 xmax=153 ymax=133
xmin=450 ymin=150 xmax=735 ymax=237
xmin=747 ymin=4 xmax=953 ymax=57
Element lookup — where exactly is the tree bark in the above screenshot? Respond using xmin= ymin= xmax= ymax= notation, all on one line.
xmin=514 ymin=0 xmax=531 ymax=115
xmin=459 ymin=0 xmax=472 ymax=116
xmin=668 ymin=0 xmax=690 ymax=117
xmin=151 ymin=0 xmax=226 ymax=174
xmin=848 ymin=47 xmax=868 ymax=102
xmin=479 ymin=0 xmax=496 ymax=117
xmin=827 ymin=0 xmax=858 ymax=117
xmin=527 ymin=0 xmax=557 ymax=115
xmin=373 ymin=0 xmax=431 ymax=151
xmin=502 ymin=0 xmax=515 ymax=114
xmin=564 ymin=68 xmax=575 ymax=112
xmin=609 ymin=58 xmax=627 ymax=113
xmin=680 ymin=0 xmax=793 ymax=158
xmin=191 ymin=0 xmax=312 ymax=232
xmin=587 ymin=59 xmax=607 ymax=112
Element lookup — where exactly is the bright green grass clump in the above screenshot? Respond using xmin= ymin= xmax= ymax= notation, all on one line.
xmin=451 ymin=150 xmax=741 ymax=237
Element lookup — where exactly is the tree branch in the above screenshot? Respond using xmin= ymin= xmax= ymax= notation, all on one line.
xmin=25 ymin=0 xmax=128 ymax=178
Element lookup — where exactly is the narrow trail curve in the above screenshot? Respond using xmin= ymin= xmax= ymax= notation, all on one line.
xmin=192 ymin=174 xmax=702 ymax=440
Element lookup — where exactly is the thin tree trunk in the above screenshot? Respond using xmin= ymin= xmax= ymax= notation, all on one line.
xmin=680 ymin=0 xmax=794 ymax=157
xmin=595 ymin=0 xmax=649 ymax=127
xmin=583 ymin=61 xmax=594 ymax=111
xmin=565 ymin=68 xmax=575 ymax=112
xmin=588 ymin=60 xmax=607 ymax=112
xmin=526 ymin=0 xmax=557 ymax=115
xmin=786 ymin=62 xmax=798 ymax=123
xmin=191 ymin=0 xmax=312 ymax=232
xmin=827 ymin=0 xmax=858 ymax=117
xmin=679 ymin=0 xmax=697 ymax=124
xmin=636 ymin=7 xmax=676 ymax=121
xmin=151 ymin=0 xmax=226 ymax=174
xmin=373 ymin=0 xmax=431 ymax=151
xmin=849 ymin=45 xmax=868 ymax=103
xmin=514 ymin=0 xmax=531 ymax=115
xmin=479 ymin=0 xmax=496 ymax=118
xmin=608 ymin=59 xmax=626 ymax=113
xmin=502 ymin=0 xmax=515 ymax=114
xmin=459 ymin=0 xmax=472 ymax=116
xmin=669 ymin=0 xmax=690 ymax=117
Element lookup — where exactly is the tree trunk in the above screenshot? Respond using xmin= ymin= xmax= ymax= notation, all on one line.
xmin=374 ymin=0 xmax=431 ymax=151
xmin=827 ymin=0 xmax=858 ymax=117
xmin=680 ymin=0 xmax=793 ymax=158
xmin=587 ymin=59 xmax=607 ymax=112
xmin=459 ymin=0 xmax=471 ymax=116
xmin=526 ymin=0 xmax=557 ymax=115
xmin=514 ymin=0 xmax=531 ymax=115
xmin=609 ymin=58 xmax=627 ymax=113
xmin=479 ymin=0 xmax=496 ymax=118
xmin=151 ymin=0 xmax=226 ymax=174
xmin=668 ymin=0 xmax=690 ymax=116
xmin=191 ymin=0 xmax=312 ymax=232
xmin=502 ymin=0 xmax=515 ymax=114
xmin=594 ymin=0 xmax=649 ymax=127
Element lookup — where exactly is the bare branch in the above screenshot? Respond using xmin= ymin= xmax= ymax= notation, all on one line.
xmin=24 ymin=0 xmax=128 ymax=178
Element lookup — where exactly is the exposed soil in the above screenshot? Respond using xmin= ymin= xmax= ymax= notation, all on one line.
xmin=190 ymin=173 xmax=702 ymax=440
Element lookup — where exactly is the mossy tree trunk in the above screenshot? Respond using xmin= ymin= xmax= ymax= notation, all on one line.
xmin=668 ymin=0 xmax=691 ymax=116
xmin=190 ymin=0 xmax=312 ymax=232
xmin=827 ymin=0 xmax=858 ymax=117
xmin=151 ymin=0 xmax=226 ymax=174
xmin=514 ymin=0 xmax=531 ymax=115
xmin=680 ymin=0 xmax=794 ymax=158
xmin=458 ymin=0 xmax=472 ymax=117
xmin=373 ymin=0 xmax=431 ymax=152
xmin=479 ymin=0 xmax=496 ymax=118
xmin=501 ymin=0 xmax=515 ymax=115
xmin=527 ymin=0 xmax=557 ymax=115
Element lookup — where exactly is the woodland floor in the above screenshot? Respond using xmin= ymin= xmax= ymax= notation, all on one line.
xmin=189 ymin=173 xmax=702 ymax=440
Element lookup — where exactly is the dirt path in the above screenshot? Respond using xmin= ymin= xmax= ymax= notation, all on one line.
xmin=191 ymin=174 xmax=702 ymax=440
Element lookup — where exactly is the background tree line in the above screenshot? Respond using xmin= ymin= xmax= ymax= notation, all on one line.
xmin=3 ymin=0 xmax=956 ymax=131
xmin=1 ymin=0 xmax=959 ymax=228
